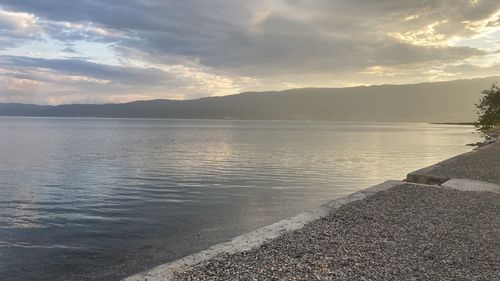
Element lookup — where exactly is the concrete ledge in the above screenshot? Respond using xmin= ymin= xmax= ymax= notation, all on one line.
xmin=123 ymin=180 xmax=403 ymax=281
xmin=441 ymin=179 xmax=500 ymax=194
xmin=406 ymin=141 xmax=500 ymax=185
xmin=406 ymin=164 xmax=450 ymax=185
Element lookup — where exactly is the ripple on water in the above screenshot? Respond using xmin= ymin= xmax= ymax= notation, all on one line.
xmin=0 ymin=118 xmax=481 ymax=280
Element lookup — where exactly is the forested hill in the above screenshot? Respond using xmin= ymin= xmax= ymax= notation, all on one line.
xmin=1 ymin=77 xmax=498 ymax=122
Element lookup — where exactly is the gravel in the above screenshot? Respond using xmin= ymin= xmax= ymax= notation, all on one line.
xmin=407 ymin=141 xmax=500 ymax=185
xmin=174 ymin=184 xmax=500 ymax=280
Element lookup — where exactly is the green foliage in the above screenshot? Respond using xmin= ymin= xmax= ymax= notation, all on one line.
xmin=476 ymin=84 xmax=500 ymax=131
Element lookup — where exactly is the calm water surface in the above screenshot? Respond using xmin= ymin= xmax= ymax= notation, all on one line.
xmin=0 ymin=118 xmax=481 ymax=280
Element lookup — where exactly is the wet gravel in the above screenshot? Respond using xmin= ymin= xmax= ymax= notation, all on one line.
xmin=175 ymin=184 xmax=500 ymax=280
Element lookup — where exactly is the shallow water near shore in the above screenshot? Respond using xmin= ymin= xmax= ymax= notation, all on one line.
xmin=0 ymin=117 xmax=481 ymax=280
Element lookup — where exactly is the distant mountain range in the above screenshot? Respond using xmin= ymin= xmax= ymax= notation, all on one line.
xmin=1 ymin=77 xmax=498 ymax=122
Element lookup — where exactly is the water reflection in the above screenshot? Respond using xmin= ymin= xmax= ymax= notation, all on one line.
xmin=0 ymin=118 xmax=481 ymax=281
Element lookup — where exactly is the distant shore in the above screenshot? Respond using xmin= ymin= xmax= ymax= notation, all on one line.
xmin=1 ymin=77 xmax=498 ymax=122
xmin=430 ymin=122 xmax=476 ymax=125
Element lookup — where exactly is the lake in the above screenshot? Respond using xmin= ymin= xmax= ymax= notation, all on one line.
xmin=0 ymin=118 xmax=481 ymax=280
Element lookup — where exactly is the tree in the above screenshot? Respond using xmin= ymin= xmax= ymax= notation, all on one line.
xmin=476 ymin=84 xmax=500 ymax=131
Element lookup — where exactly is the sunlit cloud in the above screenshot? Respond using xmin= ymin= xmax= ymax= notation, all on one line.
xmin=0 ymin=7 xmax=41 ymax=49
xmin=361 ymin=66 xmax=396 ymax=77
xmin=0 ymin=8 xmax=39 ymax=36
xmin=0 ymin=1 xmax=498 ymax=104
xmin=404 ymin=14 xmax=420 ymax=21
xmin=388 ymin=20 xmax=449 ymax=46
xmin=463 ymin=9 xmax=500 ymax=33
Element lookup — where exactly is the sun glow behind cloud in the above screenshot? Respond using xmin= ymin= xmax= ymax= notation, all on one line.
xmin=0 ymin=0 xmax=499 ymax=104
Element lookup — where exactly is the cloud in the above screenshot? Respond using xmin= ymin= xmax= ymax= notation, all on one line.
xmin=0 ymin=55 xmax=258 ymax=104
xmin=0 ymin=0 xmax=498 ymax=104
xmin=0 ymin=8 xmax=38 ymax=36
xmin=41 ymin=21 xmax=135 ymax=43
xmin=0 ymin=8 xmax=41 ymax=48
xmin=0 ymin=55 xmax=176 ymax=85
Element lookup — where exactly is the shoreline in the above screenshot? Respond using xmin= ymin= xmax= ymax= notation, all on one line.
xmin=124 ymin=181 xmax=402 ymax=281
xmin=0 ymin=115 xmax=483 ymax=125
xmin=124 ymin=140 xmax=500 ymax=281
xmin=429 ymin=122 xmax=476 ymax=125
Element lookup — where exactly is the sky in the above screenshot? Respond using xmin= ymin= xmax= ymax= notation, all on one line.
xmin=0 ymin=0 xmax=499 ymax=105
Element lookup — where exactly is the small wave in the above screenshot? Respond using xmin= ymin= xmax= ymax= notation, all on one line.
xmin=0 ymin=240 xmax=82 ymax=250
